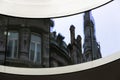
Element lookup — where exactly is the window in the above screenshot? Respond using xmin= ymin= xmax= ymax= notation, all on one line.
xmin=29 ymin=34 xmax=41 ymax=63
xmin=7 ymin=32 xmax=19 ymax=58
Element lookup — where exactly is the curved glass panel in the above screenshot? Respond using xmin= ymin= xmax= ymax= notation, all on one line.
xmin=0 ymin=0 xmax=119 ymax=68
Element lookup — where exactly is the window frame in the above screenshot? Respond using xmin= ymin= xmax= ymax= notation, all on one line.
xmin=29 ymin=33 xmax=42 ymax=64
xmin=7 ymin=31 xmax=19 ymax=59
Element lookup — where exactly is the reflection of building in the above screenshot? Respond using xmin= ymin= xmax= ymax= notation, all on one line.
xmin=0 ymin=16 xmax=50 ymax=67
xmin=0 ymin=11 xmax=102 ymax=68
xmin=50 ymin=32 xmax=72 ymax=67
xmin=68 ymin=25 xmax=85 ymax=64
xmin=83 ymin=11 xmax=102 ymax=61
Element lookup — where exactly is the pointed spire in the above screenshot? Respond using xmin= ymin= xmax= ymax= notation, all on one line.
xmin=84 ymin=11 xmax=91 ymax=21
xmin=83 ymin=11 xmax=102 ymax=61
xmin=84 ymin=11 xmax=95 ymax=29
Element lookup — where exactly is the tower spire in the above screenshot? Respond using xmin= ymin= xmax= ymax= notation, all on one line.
xmin=83 ymin=11 xmax=102 ymax=61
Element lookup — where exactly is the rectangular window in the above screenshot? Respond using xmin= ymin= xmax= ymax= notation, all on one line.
xmin=29 ymin=34 xmax=41 ymax=63
xmin=7 ymin=32 xmax=19 ymax=58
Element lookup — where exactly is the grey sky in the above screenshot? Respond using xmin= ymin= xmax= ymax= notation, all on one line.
xmin=52 ymin=0 xmax=120 ymax=57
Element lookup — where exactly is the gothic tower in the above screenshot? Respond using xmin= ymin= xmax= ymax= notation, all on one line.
xmin=83 ymin=11 xmax=102 ymax=61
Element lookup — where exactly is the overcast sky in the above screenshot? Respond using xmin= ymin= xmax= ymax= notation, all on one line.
xmin=52 ymin=0 xmax=120 ymax=57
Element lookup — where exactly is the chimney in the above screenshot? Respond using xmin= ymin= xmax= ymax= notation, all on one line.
xmin=77 ymin=35 xmax=82 ymax=52
xmin=77 ymin=35 xmax=82 ymax=43
xmin=70 ymin=25 xmax=75 ymax=45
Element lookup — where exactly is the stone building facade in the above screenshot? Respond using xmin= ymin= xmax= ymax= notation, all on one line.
xmin=0 ymin=11 xmax=102 ymax=68
xmin=50 ymin=32 xmax=72 ymax=67
xmin=0 ymin=15 xmax=51 ymax=67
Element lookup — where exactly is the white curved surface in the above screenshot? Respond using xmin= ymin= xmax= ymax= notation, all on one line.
xmin=0 ymin=0 xmax=112 ymax=18
xmin=0 ymin=51 xmax=120 ymax=75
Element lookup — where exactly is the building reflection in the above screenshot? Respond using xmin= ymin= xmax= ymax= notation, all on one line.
xmin=0 ymin=11 xmax=101 ymax=68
